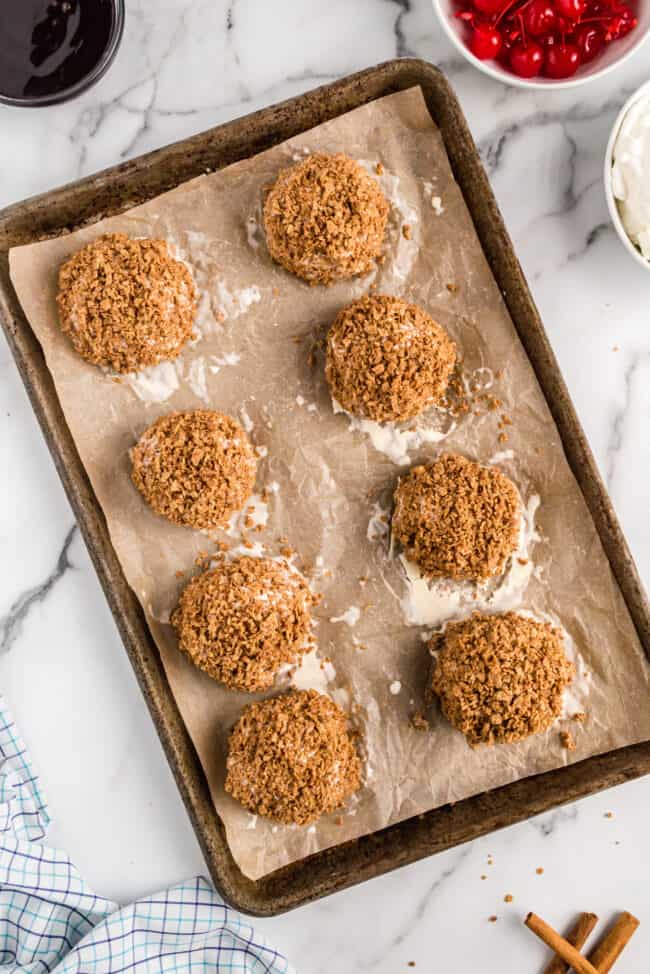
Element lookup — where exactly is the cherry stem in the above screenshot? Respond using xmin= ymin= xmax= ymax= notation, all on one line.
xmin=495 ymin=0 xmax=534 ymax=27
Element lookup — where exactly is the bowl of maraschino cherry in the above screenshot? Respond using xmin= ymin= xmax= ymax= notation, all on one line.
xmin=433 ymin=0 xmax=649 ymax=85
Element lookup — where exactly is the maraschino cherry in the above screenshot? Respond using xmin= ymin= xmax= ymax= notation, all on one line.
xmin=454 ymin=0 xmax=637 ymax=80
xmin=471 ymin=22 xmax=504 ymax=57
xmin=509 ymin=37 xmax=545 ymax=74
xmin=545 ymin=40 xmax=581 ymax=75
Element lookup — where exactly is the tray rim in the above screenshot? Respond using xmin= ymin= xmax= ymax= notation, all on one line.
xmin=0 ymin=57 xmax=649 ymax=916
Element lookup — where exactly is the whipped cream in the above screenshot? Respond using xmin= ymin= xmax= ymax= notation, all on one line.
xmin=611 ymin=92 xmax=650 ymax=259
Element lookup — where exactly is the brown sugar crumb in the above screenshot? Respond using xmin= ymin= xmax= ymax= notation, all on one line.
xmin=429 ymin=611 xmax=575 ymax=746
xmin=375 ymin=161 xmax=384 ymax=176
xmin=57 ymin=233 xmax=197 ymax=373
xmin=326 ymin=294 xmax=456 ymax=423
xmin=488 ymin=916 xmax=498 ymax=923
xmin=407 ymin=964 xmax=416 ymax=968
xmin=131 ymin=410 xmax=257 ymax=530
xmin=392 ymin=453 xmax=521 ymax=582
xmin=402 ymin=223 xmax=412 ymax=240
xmin=225 ymin=689 xmax=361 ymax=824
xmin=171 ymin=556 xmax=315 ymax=692
xmin=480 ymin=875 xmax=487 ymax=881
xmin=560 ymin=729 xmax=577 ymax=751
xmin=175 ymin=570 xmax=185 ymax=579
xmin=280 ymin=545 xmax=294 ymax=559
xmin=605 ymin=811 xmax=614 ymax=819
xmin=536 ymin=867 xmax=544 ymax=875
xmin=410 ymin=711 xmax=429 ymax=731
xmin=446 ymin=282 xmax=459 ymax=293
xmin=498 ymin=432 xmax=509 ymax=444
xmin=573 ymin=711 xmax=586 ymax=722
xmin=504 ymin=894 xmax=513 ymax=903
xmin=263 ymin=153 xmax=388 ymax=285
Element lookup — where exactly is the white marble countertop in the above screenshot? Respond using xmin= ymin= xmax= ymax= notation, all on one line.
xmin=1 ymin=2 xmax=650 ymax=970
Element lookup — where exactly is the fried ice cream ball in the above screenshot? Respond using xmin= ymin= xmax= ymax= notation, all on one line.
xmin=171 ymin=556 xmax=315 ymax=692
xmin=326 ymin=294 xmax=456 ymax=422
xmin=57 ymin=233 xmax=197 ymax=373
xmin=429 ymin=611 xmax=575 ymax=746
xmin=131 ymin=410 xmax=257 ymax=530
xmin=392 ymin=453 xmax=521 ymax=581
xmin=263 ymin=153 xmax=389 ymax=285
xmin=225 ymin=689 xmax=361 ymax=824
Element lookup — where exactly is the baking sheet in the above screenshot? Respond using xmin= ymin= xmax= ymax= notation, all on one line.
xmin=9 ymin=87 xmax=650 ymax=881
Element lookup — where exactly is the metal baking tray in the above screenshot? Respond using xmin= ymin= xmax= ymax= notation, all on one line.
xmin=1 ymin=59 xmax=649 ymax=916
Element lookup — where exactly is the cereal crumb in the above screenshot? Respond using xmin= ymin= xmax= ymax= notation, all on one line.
xmin=410 ymin=711 xmax=429 ymax=731
xmin=536 ymin=867 xmax=544 ymax=875
xmin=605 ymin=811 xmax=614 ymax=819
xmin=402 ymin=223 xmax=412 ymax=240
xmin=560 ymin=730 xmax=577 ymax=751
xmin=572 ymin=711 xmax=586 ymax=722
xmin=488 ymin=916 xmax=498 ymax=923
xmin=504 ymin=894 xmax=513 ymax=904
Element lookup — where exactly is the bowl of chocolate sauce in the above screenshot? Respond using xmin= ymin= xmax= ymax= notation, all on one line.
xmin=0 ymin=0 xmax=125 ymax=107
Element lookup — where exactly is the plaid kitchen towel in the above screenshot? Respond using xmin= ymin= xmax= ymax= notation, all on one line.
xmin=0 ymin=698 xmax=294 ymax=973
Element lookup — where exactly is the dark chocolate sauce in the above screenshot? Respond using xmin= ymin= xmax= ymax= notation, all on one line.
xmin=0 ymin=0 xmax=116 ymax=101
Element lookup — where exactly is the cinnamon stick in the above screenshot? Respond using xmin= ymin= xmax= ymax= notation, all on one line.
xmin=525 ymin=913 xmax=599 ymax=974
xmin=587 ymin=912 xmax=640 ymax=973
xmin=542 ymin=912 xmax=599 ymax=974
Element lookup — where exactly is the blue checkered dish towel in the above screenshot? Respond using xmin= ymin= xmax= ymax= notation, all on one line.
xmin=0 ymin=697 xmax=294 ymax=973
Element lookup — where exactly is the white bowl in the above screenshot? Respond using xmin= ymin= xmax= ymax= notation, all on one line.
xmin=604 ymin=79 xmax=650 ymax=270
xmin=432 ymin=0 xmax=650 ymax=89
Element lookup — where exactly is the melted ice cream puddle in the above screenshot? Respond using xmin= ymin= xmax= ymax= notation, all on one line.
xmin=285 ymin=647 xmax=336 ymax=694
xmin=358 ymin=158 xmax=419 ymax=289
xmin=123 ymin=362 xmax=180 ymax=402
xmin=329 ymin=606 xmax=361 ymax=627
xmin=122 ymin=350 xmax=242 ymax=405
xmin=216 ymin=281 xmax=261 ymax=320
xmin=332 ymin=399 xmax=450 ymax=466
xmin=398 ymin=493 xmax=541 ymax=627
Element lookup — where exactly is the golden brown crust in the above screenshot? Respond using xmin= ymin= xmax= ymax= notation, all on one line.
xmin=429 ymin=611 xmax=575 ymax=746
xmin=326 ymin=295 xmax=456 ymax=422
xmin=171 ymin=556 xmax=315 ymax=692
xmin=263 ymin=153 xmax=389 ymax=285
xmin=225 ymin=689 xmax=361 ymax=824
xmin=131 ymin=410 xmax=257 ymax=530
xmin=392 ymin=453 xmax=521 ymax=581
xmin=57 ymin=233 xmax=197 ymax=373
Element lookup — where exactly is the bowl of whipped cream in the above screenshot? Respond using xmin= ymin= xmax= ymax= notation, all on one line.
xmin=606 ymin=80 xmax=650 ymax=268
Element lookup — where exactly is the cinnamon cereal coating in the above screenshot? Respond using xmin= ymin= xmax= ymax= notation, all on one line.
xmin=131 ymin=410 xmax=256 ymax=530
xmin=392 ymin=453 xmax=520 ymax=581
xmin=57 ymin=233 xmax=197 ymax=373
xmin=263 ymin=153 xmax=389 ymax=285
xmin=326 ymin=294 xmax=456 ymax=421
xmin=225 ymin=689 xmax=361 ymax=824
xmin=430 ymin=611 xmax=575 ymax=746
xmin=171 ymin=557 xmax=315 ymax=692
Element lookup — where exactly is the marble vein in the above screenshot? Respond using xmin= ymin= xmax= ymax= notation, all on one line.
xmin=360 ymin=844 xmax=473 ymax=969
xmin=0 ymin=525 xmax=77 ymax=655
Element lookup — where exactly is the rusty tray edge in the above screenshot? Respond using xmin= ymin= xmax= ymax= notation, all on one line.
xmin=0 ymin=59 xmax=649 ymax=916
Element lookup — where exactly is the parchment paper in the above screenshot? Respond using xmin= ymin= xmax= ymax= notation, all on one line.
xmin=10 ymin=88 xmax=650 ymax=881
